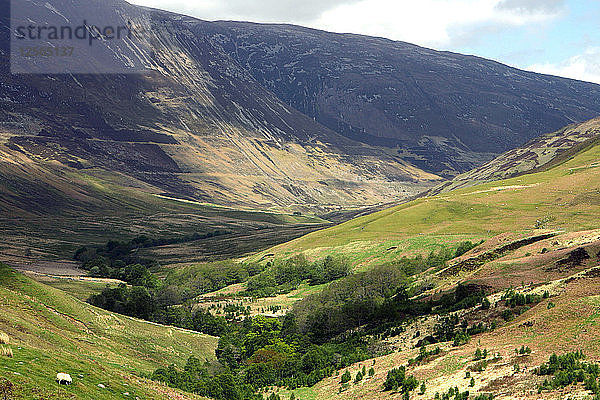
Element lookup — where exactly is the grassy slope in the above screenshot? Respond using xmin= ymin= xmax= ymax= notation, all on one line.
xmin=250 ymin=139 xmax=600 ymax=267
xmin=0 ymin=263 xmax=217 ymax=399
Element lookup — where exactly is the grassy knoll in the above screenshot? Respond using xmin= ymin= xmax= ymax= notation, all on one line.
xmin=0 ymin=263 xmax=217 ymax=399
xmin=24 ymin=275 xmax=121 ymax=301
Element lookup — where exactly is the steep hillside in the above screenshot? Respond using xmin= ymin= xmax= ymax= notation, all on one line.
xmin=0 ymin=263 xmax=217 ymax=399
xmin=0 ymin=0 xmax=439 ymax=216
xmin=433 ymin=117 xmax=600 ymax=194
xmin=203 ymin=22 xmax=600 ymax=177
xmin=274 ymin=265 xmax=600 ymax=400
xmin=250 ymin=120 xmax=600 ymax=266
xmin=0 ymin=139 xmax=334 ymax=263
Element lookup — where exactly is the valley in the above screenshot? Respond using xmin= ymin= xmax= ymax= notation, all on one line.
xmin=2 ymin=1 xmax=600 ymax=399
xmin=2 ymin=117 xmax=600 ymax=400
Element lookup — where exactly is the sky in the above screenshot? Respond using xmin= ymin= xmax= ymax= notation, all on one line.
xmin=127 ymin=0 xmax=600 ymax=84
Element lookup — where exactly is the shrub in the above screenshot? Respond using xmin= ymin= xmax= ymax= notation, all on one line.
xmin=341 ymin=370 xmax=351 ymax=384
xmin=0 ymin=346 xmax=12 ymax=358
xmin=409 ymin=345 xmax=441 ymax=366
xmin=383 ymin=367 xmax=418 ymax=393
xmin=0 ymin=332 xmax=8 ymax=345
xmin=453 ymin=331 xmax=470 ymax=346
xmin=454 ymin=241 xmax=479 ymax=258
xmin=481 ymin=297 xmax=491 ymax=309
xmin=474 ymin=348 xmax=486 ymax=360
xmin=354 ymin=370 xmax=364 ymax=383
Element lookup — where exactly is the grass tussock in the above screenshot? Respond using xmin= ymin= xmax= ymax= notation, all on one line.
xmin=0 ymin=346 xmax=12 ymax=358
xmin=0 ymin=331 xmax=9 ymax=345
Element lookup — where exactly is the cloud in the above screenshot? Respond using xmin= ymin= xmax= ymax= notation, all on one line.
xmin=495 ymin=0 xmax=565 ymax=14
xmin=528 ymin=48 xmax=600 ymax=84
xmin=128 ymin=0 xmax=361 ymax=23
xmin=311 ymin=0 xmax=564 ymax=47
xmin=128 ymin=0 xmax=566 ymax=49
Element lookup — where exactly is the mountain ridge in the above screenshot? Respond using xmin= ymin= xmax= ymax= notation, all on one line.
xmin=203 ymin=20 xmax=600 ymax=176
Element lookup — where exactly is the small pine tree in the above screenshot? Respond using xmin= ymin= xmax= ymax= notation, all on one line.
xmin=481 ymin=297 xmax=491 ymax=309
xmin=420 ymin=381 xmax=427 ymax=395
xmin=368 ymin=367 xmax=375 ymax=377
xmin=470 ymin=377 xmax=475 ymax=387
xmin=341 ymin=370 xmax=351 ymax=384
xmin=355 ymin=370 xmax=364 ymax=384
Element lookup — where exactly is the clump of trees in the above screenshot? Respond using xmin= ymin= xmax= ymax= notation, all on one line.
xmin=535 ymin=351 xmax=600 ymax=393
xmin=89 ymin=286 xmax=229 ymax=336
xmin=434 ymin=386 xmax=471 ymax=400
xmin=293 ymin=248 xmax=485 ymax=343
xmin=154 ymin=314 xmax=374 ymax=395
xmin=383 ymin=366 xmax=419 ymax=394
xmin=409 ymin=345 xmax=441 ymax=366
xmin=246 ymin=255 xmax=351 ymax=297
xmin=152 ymin=356 xmax=260 ymax=400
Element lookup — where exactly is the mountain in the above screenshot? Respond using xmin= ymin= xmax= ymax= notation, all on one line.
xmin=0 ymin=0 xmax=439 ymax=217
xmin=5 ymin=1 xmax=600 ymax=218
xmin=202 ymin=21 xmax=600 ymax=177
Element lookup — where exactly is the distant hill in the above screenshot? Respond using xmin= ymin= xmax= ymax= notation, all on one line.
xmin=4 ymin=1 xmax=600 ymax=217
xmin=0 ymin=0 xmax=439 ymax=217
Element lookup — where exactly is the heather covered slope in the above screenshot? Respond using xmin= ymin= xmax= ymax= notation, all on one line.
xmin=0 ymin=263 xmax=216 ymax=399
xmin=433 ymin=117 xmax=600 ymax=194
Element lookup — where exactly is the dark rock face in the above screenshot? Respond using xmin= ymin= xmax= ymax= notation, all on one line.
xmin=203 ymin=22 xmax=600 ymax=176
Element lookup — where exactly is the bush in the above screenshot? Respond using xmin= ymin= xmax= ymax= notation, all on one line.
xmin=383 ymin=367 xmax=418 ymax=393
xmin=0 ymin=346 xmax=12 ymax=358
xmin=354 ymin=370 xmax=364 ymax=383
xmin=454 ymin=241 xmax=479 ymax=258
xmin=453 ymin=331 xmax=470 ymax=347
xmin=474 ymin=348 xmax=488 ymax=360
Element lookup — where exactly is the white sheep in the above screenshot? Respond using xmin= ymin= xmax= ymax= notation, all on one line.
xmin=56 ymin=373 xmax=72 ymax=385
